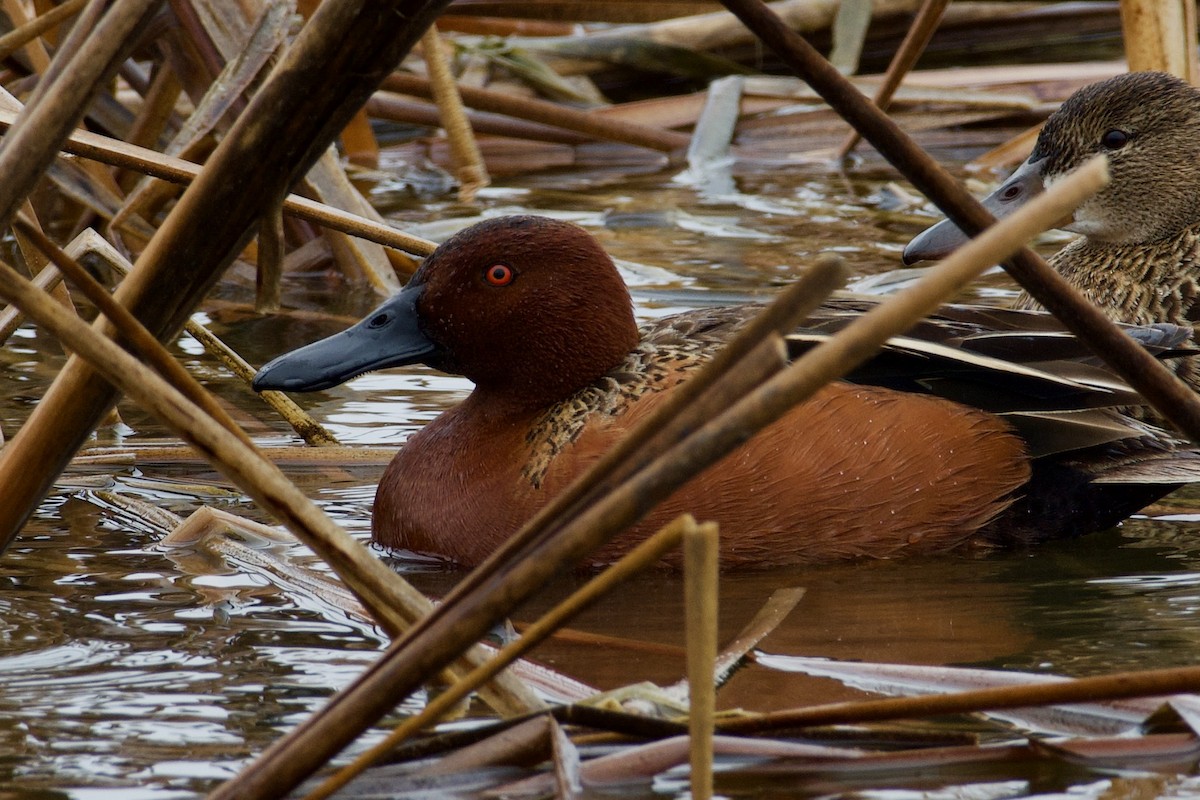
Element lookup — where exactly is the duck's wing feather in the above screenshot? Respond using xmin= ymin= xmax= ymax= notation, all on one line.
xmin=647 ymin=301 xmax=1197 ymax=480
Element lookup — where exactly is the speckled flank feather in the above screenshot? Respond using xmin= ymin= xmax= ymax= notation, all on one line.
xmin=521 ymin=307 xmax=751 ymax=487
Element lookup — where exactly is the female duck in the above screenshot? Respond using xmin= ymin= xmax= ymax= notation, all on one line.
xmin=255 ymin=215 xmax=1199 ymax=568
xmin=905 ymin=71 xmax=1200 ymax=332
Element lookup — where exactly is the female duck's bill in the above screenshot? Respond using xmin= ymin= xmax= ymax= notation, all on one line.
xmin=252 ymin=276 xmax=437 ymax=392
xmin=903 ymin=71 xmax=1200 ymax=263
xmin=902 ymin=156 xmax=1046 ymax=263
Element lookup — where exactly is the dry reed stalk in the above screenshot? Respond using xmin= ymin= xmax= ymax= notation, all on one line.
xmin=209 ymin=153 xmax=1104 ymax=800
xmin=383 ymin=72 xmax=692 ymax=152
xmin=718 ymin=664 xmax=1200 ymax=733
xmin=0 ymin=260 xmax=62 ymax=345
xmin=74 ymin=444 xmax=394 ymax=467
xmin=581 ymin=0 xmax=922 ymax=52
xmin=685 ymin=522 xmax=719 ymax=800
xmin=0 ymin=0 xmax=87 ymax=62
xmin=118 ymin=65 xmax=183 ymax=187
xmin=64 ymin=228 xmax=339 ymax=447
xmin=9 ymin=201 xmax=73 ymax=312
xmin=0 ymin=248 xmax=541 ymax=716
xmin=0 ymin=0 xmax=453 ymax=548
xmin=1120 ymin=0 xmax=1199 ymax=82
xmin=183 ymin=321 xmax=340 ymax=447
xmin=0 ymin=109 xmax=439 ymax=257
xmin=0 ymin=0 xmax=161 ymax=230
xmin=301 ymin=147 xmax=402 ymax=293
xmin=837 ymin=0 xmax=950 ymax=158
xmin=420 ymin=27 xmax=491 ymax=200
xmin=719 ymin=0 xmax=1200 ymax=442
xmin=12 ymin=215 xmax=254 ymax=449
xmin=437 ymin=15 xmax=576 ymax=36
xmin=367 ymin=91 xmax=593 ymax=144
xmin=304 ymin=514 xmax=698 ymax=800
xmin=256 ymin=208 xmax=285 ymax=312
xmin=339 ymin=108 xmax=381 ymax=167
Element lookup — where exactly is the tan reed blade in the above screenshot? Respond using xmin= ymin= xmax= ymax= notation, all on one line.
xmin=685 ymin=522 xmax=719 ymax=800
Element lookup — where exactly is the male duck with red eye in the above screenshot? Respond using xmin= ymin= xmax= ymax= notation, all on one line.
xmin=905 ymin=71 xmax=1200 ymax=387
xmin=255 ymin=215 xmax=1200 ymax=569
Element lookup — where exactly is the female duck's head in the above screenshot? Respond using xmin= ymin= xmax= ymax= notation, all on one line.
xmin=905 ymin=71 xmax=1200 ymax=261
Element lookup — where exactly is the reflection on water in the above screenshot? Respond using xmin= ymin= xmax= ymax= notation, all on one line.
xmin=1 ymin=161 xmax=1199 ymax=797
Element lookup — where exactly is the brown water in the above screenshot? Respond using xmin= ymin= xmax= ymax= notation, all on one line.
xmin=3 ymin=155 xmax=1200 ymax=798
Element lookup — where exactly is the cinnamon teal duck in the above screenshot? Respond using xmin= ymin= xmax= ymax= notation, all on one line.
xmin=254 ymin=215 xmax=1200 ymax=568
xmin=905 ymin=72 xmax=1200 ymax=335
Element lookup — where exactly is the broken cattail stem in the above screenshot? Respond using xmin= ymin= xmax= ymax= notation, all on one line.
xmin=720 ymin=0 xmax=1200 ymax=442
xmin=837 ymin=0 xmax=949 ymax=159
xmin=305 ymin=514 xmax=698 ymax=800
xmin=685 ymin=521 xmax=719 ymax=800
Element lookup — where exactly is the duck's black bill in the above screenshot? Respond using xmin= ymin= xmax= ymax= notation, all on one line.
xmin=902 ymin=155 xmax=1048 ymax=264
xmin=253 ymin=281 xmax=436 ymax=392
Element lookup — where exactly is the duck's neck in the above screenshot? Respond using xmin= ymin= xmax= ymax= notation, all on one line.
xmin=1013 ymin=221 xmax=1200 ymax=325
xmin=467 ymin=318 xmax=641 ymax=411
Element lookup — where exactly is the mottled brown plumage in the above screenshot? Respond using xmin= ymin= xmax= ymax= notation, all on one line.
xmin=907 ymin=71 xmax=1200 ymax=390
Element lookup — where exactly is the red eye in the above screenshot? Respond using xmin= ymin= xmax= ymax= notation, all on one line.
xmin=485 ymin=264 xmax=513 ymax=286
